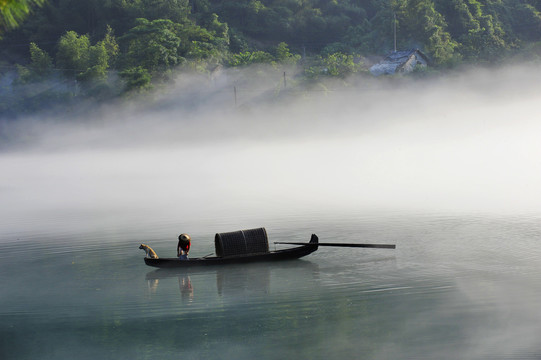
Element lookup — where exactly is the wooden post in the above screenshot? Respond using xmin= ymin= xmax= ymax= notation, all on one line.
xmin=234 ymin=85 xmax=237 ymax=107
xmin=394 ymin=12 xmax=397 ymax=52
xmin=283 ymin=71 xmax=287 ymax=88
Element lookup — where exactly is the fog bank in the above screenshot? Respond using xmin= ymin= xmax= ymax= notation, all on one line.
xmin=1 ymin=63 xmax=541 ymax=234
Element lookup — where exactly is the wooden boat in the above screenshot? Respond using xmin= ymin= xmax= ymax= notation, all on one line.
xmin=144 ymin=234 xmax=319 ymax=268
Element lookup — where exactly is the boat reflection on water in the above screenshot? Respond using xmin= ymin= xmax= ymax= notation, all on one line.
xmin=146 ymin=277 xmax=160 ymax=294
xmin=145 ymin=273 xmax=194 ymax=302
xmin=179 ymin=276 xmax=194 ymax=302
xmin=145 ymin=260 xmax=320 ymax=300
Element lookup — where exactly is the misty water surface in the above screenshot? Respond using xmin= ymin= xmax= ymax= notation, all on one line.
xmin=1 ymin=64 xmax=541 ymax=359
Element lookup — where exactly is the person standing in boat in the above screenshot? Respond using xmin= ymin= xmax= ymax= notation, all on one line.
xmin=177 ymin=233 xmax=191 ymax=260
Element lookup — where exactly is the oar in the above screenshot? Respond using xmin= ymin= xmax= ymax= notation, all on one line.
xmin=274 ymin=242 xmax=396 ymax=249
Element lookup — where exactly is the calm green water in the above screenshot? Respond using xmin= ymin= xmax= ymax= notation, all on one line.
xmin=1 ymin=212 xmax=541 ymax=360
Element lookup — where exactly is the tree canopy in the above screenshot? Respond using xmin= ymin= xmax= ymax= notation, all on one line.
xmin=2 ymin=0 xmax=541 ymax=113
xmin=0 ymin=0 xmax=44 ymax=34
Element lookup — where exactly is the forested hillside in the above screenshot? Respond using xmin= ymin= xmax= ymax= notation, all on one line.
xmin=1 ymin=0 xmax=541 ymax=116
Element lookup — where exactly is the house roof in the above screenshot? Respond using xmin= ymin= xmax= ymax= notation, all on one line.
xmin=384 ymin=49 xmax=428 ymax=62
xmin=370 ymin=49 xmax=429 ymax=76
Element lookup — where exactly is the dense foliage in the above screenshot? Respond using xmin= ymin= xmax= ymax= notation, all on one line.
xmin=1 ymin=0 xmax=541 ymax=115
xmin=0 ymin=0 xmax=45 ymax=33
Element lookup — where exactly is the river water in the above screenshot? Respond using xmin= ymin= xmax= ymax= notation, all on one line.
xmin=1 ymin=211 xmax=541 ymax=360
xmin=2 ymin=65 xmax=541 ymax=359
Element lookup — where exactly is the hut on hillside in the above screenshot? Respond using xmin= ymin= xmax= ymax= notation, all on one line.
xmin=370 ymin=49 xmax=429 ymax=76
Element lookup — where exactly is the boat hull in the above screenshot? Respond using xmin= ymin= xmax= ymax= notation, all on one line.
xmin=143 ymin=234 xmax=319 ymax=268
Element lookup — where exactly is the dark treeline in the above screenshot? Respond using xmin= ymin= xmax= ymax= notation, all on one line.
xmin=1 ymin=0 xmax=541 ymax=117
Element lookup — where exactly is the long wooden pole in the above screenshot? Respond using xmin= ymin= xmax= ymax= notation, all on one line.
xmin=394 ymin=12 xmax=397 ymax=52
xmin=274 ymin=242 xmax=396 ymax=249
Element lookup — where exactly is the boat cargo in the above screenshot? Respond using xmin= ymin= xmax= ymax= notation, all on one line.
xmin=143 ymin=228 xmax=319 ymax=268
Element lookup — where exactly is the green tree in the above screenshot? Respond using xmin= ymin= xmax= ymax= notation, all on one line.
xmin=505 ymin=2 xmax=541 ymax=41
xmin=0 ymin=0 xmax=45 ymax=34
xmin=460 ymin=13 xmax=507 ymax=61
xmin=15 ymin=42 xmax=52 ymax=83
xmin=434 ymin=0 xmax=508 ymax=62
xmin=56 ymin=30 xmax=90 ymax=75
xmin=228 ymin=50 xmax=273 ymax=66
xmin=176 ymin=22 xmax=218 ymax=59
xmin=119 ymin=66 xmax=152 ymax=92
xmin=141 ymin=0 xmax=191 ymax=23
xmin=28 ymin=41 xmax=52 ymax=75
xmin=274 ymin=42 xmax=301 ymax=64
xmin=322 ymin=52 xmax=361 ymax=77
xmin=120 ymin=18 xmax=182 ymax=71
xmin=435 ymin=0 xmax=482 ymax=39
xmin=56 ymin=30 xmax=117 ymax=82
xmin=356 ymin=0 xmax=395 ymax=53
xmin=78 ymin=42 xmax=108 ymax=82
xmin=101 ymin=25 xmax=119 ymax=67
xmin=203 ymin=12 xmax=229 ymax=50
xmin=304 ymin=52 xmax=363 ymax=79
xmin=394 ymin=0 xmax=460 ymax=65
